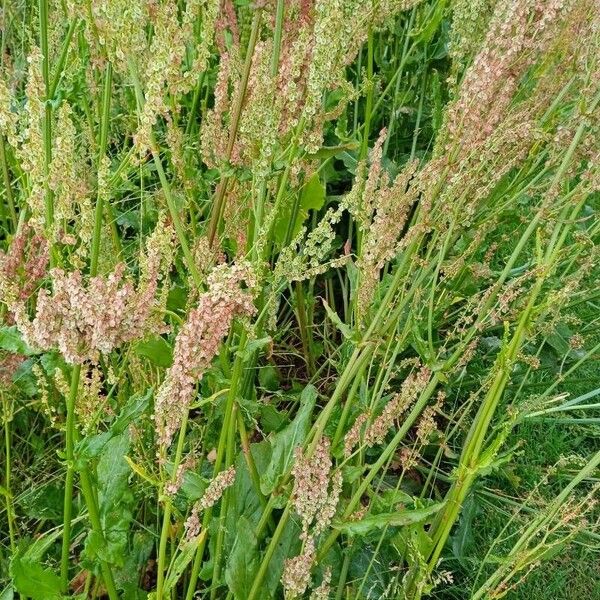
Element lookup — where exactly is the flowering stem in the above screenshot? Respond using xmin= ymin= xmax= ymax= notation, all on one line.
xmin=90 ymin=61 xmax=112 ymax=277
xmin=207 ymin=9 xmax=262 ymax=247
xmin=0 ymin=138 xmax=17 ymax=231
xmin=38 ymin=0 xmax=54 ymax=239
xmin=319 ymin=375 xmax=441 ymax=560
xmin=60 ymin=362 xmax=80 ymax=590
xmin=61 ymin=365 xmax=118 ymax=598
xmin=1 ymin=392 xmax=15 ymax=553
xmin=49 ymin=18 xmax=78 ymax=99
xmin=359 ymin=28 xmax=374 ymax=162
xmin=127 ymin=60 xmax=203 ymax=287
xmin=270 ymin=0 xmax=285 ymax=77
xmin=79 ymin=468 xmax=119 ymax=599
xmin=294 ymin=281 xmax=315 ymax=377
xmin=237 ymin=410 xmax=270 ymax=514
xmin=185 ymin=330 xmax=247 ymax=599
xmin=209 ymin=402 xmax=237 ymax=600
xmin=156 ymin=409 xmax=190 ymax=600
xmin=247 ymin=505 xmax=292 ymax=600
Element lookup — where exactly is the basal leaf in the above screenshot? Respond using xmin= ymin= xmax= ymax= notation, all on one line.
xmin=225 ymin=516 xmax=259 ymax=600
xmin=10 ymin=554 xmax=63 ymax=600
xmin=84 ymin=433 xmax=135 ymax=568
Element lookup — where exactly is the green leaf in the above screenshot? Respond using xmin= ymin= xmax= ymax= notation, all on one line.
xmin=334 ymin=503 xmax=445 ymax=536
xmin=225 ymin=516 xmax=259 ymax=600
xmin=258 ymin=403 xmax=286 ymax=432
xmin=134 ymin=336 xmax=173 ymax=367
xmin=75 ymin=388 xmax=152 ymax=461
xmin=163 ymin=533 xmax=205 ymax=595
xmin=0 ymin=587 xmax=13 ymax=600
xmin=263 ymin=517 xmax=302 ymax=597
xmin=225 ymin=442 xmax=272 ymax=552
xmin=414 ymin=0 xmax=447 ymax=44
xmin=19 ymin=482 xmax=63 ymax=521
xmin=0 ymin=326 xmax=36 ymax=355
xmin=239 ymin=337 xmax=272 ymax=361
xmin=10 ymin=554 xmax=63 ymax=600
xmin=322 ymin=299 xmax=355 ymax=341
xmin=114 ymin=531 xmax=154 ymax=597
xmin=274 ymin=173 xmax=326 ymax=245
xmin=451 ymin=492 xmax=478 ymax=563
xmin=305 ymin=142 xmax=359 ymax=161
xmin=260 ymin=385 xmax=317 ymax=495
xmin=84 ymin=433 xmax=134 ymax=568
xmin=258 ymin=366 xmax=280 ymax=393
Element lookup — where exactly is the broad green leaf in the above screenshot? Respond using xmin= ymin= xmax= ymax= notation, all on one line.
xmin=84 ymin=433 xmax=134 ymax=567
xmin=225 ymin=516 xmax=259 ymax=599
xmin=134 ymin=336 xmax=173 ymax=367
xmin=10 ymin=554 xmax=63 ymax=600
xmin=260 ymin=385 xmax=317 ymax=495
xmin=239 ymin=336 xmax=272 ymax=360
xmin=13 ymin=358 xmax=38 ymax=396
xmin=19 ymin=482 xmax=63 ymax=520
xmin=225 ymin=442 xmax=272 ymax=554
xmin=258 ymin=403 xmax=286 ymax=432
xmin=21 ymin=524 xmax=66 ymax=563
xmin=263 ymin=517 xmax=302 ymax=597
xmin=0 ymin=326 xmax=36 ymax=355
xmin=414 ymin=0 xmax=447 ymax=43
xmin=334 ymin=502 xmax=445 ymax=536
xmin=274 ymin=173 xmax=326 ymax=245
xmin=114 ymin=531 xmax=154 ymax=597
xmin=174 ymin=466 xmax=207 ymax=501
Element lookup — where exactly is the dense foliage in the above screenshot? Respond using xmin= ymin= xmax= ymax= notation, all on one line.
xmin=0 ymin=1 xmax=599 ymax=598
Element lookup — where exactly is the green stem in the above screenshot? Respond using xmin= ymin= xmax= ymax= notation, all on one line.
xmin=270 ymin=0 xmax=285 ymax=77
xmin=156 ymin=410 xmax=190 ymax=600
xmin=128 ymin=60 xmax=202 ymax=287
xmin=2 ymin=393 xmax=15 ymax=553
xmin=237 ymin=411 xmax=271 ymax=515
xmin=60 ymin=363 xmax=81 ymax=591
xmin=359 ymin=28 xmax=374 ymax=162
xmin=294 ymin=281 xmax=315 ymax=377
xmin=209 ymin=401 xmax=238 ymax=600
xmin=247 ymin=505 xmax=292 ymax=600
xmin=185 ymin=331 xmax=248 ymax=599
xmin=90 ymin=62 xmax=112 ymax=277
xmin=0 ymin=138 xmax=17 ymax=230
xmin=207 ymin=9 xmax=262 ymax=247
xmin=78 ymin=468 xmax=119 ymax=599
xmin=61 ymin=367 xmax=118 ymax=599
xmin=39 ymin=0 xmax=54 ymax=236
xmin=49 ymin=18 xmax=78 ymax=99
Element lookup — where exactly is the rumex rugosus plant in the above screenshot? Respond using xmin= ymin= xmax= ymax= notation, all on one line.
xmin=0 ymin=0 xmax=599 ymax=599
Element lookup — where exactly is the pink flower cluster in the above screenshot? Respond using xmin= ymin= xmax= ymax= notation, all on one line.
xmin=0 ymin=225 xmax=49 ymax=305
xmin=14 ymin=263 xmax=158 ymax=364
xmin=154 ymin=263 xmax=256 ymax=449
